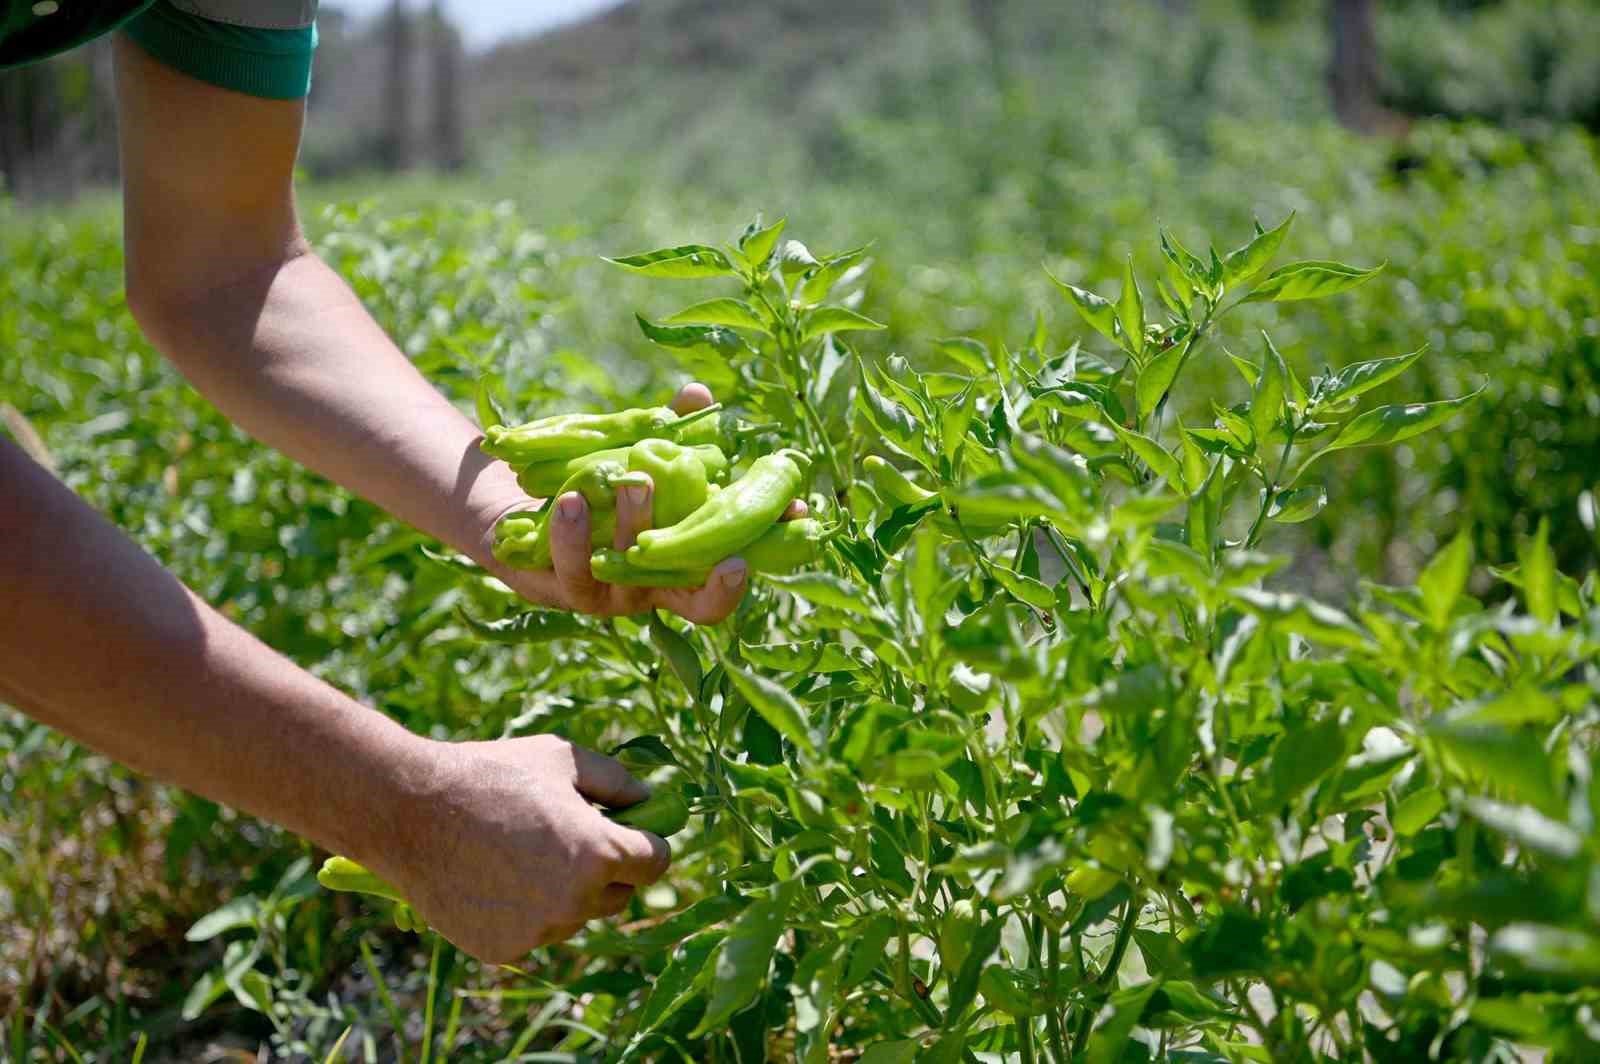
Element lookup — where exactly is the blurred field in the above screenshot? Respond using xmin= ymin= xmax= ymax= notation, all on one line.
xmin=4 ymin=0 xmax=1600 ymax=1058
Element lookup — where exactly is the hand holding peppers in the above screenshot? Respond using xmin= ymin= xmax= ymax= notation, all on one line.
xmin=476 ymin=383 xmax=807 ymax=625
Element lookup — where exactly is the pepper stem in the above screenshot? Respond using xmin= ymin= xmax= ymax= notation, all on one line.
xmin=665 ymin=402 xmax=723 ymax=436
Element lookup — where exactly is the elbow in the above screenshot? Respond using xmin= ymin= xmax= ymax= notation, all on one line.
xmin=123 ymin=262 xmax=183 ymax=353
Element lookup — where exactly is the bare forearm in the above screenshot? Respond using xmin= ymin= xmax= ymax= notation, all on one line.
xmin=0 ymin=437 xmax=427 ymax=865
xmin=133 ymin=250 xmax=527 ymax=565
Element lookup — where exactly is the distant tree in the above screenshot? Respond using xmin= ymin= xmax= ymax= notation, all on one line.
xmin=1328 ymin=0 xmax=1405 ymax=134
xmin=382 ymin=0 xmax=414 ymax=171
xmin=430 ymin=0 xmax=466 ymax=171
xmin=967 ymin=0 xmax=1006 ymax=84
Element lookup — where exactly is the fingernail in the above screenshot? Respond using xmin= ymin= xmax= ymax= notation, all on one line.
xmin=719 ymin=564 xmax=747 ymax=591
xmin=623 ymin=484 xmax=649 ymax=507
xmin=558 ymin=493 xmax=584 ymax=521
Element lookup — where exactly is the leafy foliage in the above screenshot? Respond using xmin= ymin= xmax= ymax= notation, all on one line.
xmin=5 ymin=151 xmax=1600 ymax=1064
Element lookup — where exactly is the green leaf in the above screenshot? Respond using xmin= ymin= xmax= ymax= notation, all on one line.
xmin=1392 ymin=788 xmax=1446 ymax=835
xmin=1244 ymin=259 xmax=1385 ymax=302
xmin=1312 ymin=346 xmax=1427 ymax=413
xmin=1084 ymin=981 xmax=1162 ymax=1064
xmin=1465 ymin=798 xmax=1582 ymax=859
xmin=739 ymin=216 xmax=786 ymax=267
xmin=1048 ymin=271 xmax=1119 ymax=346
xmin=1301 ymin=388 xmax=1483 ymax=473
xmin=857 ymin=1042 xmax=921 ymax=1064
xmin=802 ymin=307 xmax=887 ymax=342
xmin=231 ymin=970 xmax=274 ymax=1015
xmin=617 ymin=930 xmax=725 ymax=1061
xmin=740 ymin=641 xmax=867 ymax=673
xmin=1250 ymin=332 xmax=1288 ymax=452
xmin=1110 ymin=423 xmax=1184 ymax=489
xmin=181 ymin=968 xmax=230 ymax=1023
xmin=650 ymin=613 xmax=704 ymax=701
xmin=793 ymin=942 xmax=848 ymax=1064
xmin=764 ymin=571 xmax=877 ymax=617
xmin=1267 ymin=484 xmax=1327 ymax=524
xmin=844 ymin=915 xmax=897 ymax=988
xmin=1232 ymin=588 xmax=1372 ymax=650
xmin=608 ymin=735 xmax=681 ymax=774
xmin=186 ymin=896 xmax=258 ymax=942
xmin=1490 ymin=924 xmax=1600 ymax=981
xmin=691 ymin=886 xmax=794 ymax=1036
xmin=855 ymin=356 xmax=927 ymax=457
xmin=635 ymin=314 xmax=753 ymax=359
xmin=1268 ymin=718 xmax=1346 ymax=803
xmin=935 ymin=337 xmax=991 ymax=376
xmin=605 ymin=244 xmax=736 ymax=279
xmin=1116 ymin=256 xmax=1145 ymax=357
xmin=723 ymin=661 xmax=816 ymax=756
xmin=992 ymin=567 xmax=1056 ymax=611
xmin=1440 ymin=687 xmax=1563 ymax=728
xmin=1518 ymin=518 xmax=1557 ymax=625
xmin=1427 ymin=719 xmax=1559 ymax=813
xmin=1135 ymin=342 xmax=1184 ymax=422
xmin=1417 ymin=529 xmax=1473 ymax=629
xmin=778 ymin=239 xmax=820 ymax=276
xmin=798 ymin=246 xmax=870 ymax=306
xmin=947 ymin=914 xmax=1003 ymax=1022
xmin=1160 ymin=228 xmax=1211 ymax=292
xmin=661 ymin=298 xmax=770 ymax=333
xmin=1222 ymin=212 xmax=1294 ymax=287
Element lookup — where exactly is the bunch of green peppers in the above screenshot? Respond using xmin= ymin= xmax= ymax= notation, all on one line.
xmin=481 ymin=403 xmax=828 ymax=587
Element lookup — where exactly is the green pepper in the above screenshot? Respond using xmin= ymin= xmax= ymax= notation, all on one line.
xmin=591 ymin=517 xmax=830 ymax=586
xmin=481 ymin=403 xmax=722 ymax=465
xmin=494 ymin=509 xmax=618 ymax=571
xmin=558 ymin=460 xmax=651 ymax=512
xmin=318 ymin=856 xmax=407 ymax=904
xmin=516 ymin=443 xmax=730 ymax=498
xmin=864 ymin=455 xmax=938 ymax=507
xmin=318 ymin=856 xmax=431 ymax=934
xmin=605 ymin=788 xmax=692 ymax=837
xmin=628 ymin=439 xmax=709 ymax=527
xmin=626 ymin=450 xmax=811 ymax=572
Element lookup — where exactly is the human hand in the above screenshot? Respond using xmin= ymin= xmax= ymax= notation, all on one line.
xmin=377 ymin=734 xmax=669 ymax=964
xmin=478 ymin=382 xmax=806 ymax=624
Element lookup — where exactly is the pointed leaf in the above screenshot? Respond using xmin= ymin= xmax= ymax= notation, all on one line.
xmin=1222 ymin=213 xmax=1294 ymax=287
xmin=1301 ymin=389 xmax=1483 ymax=474
xmin=662 ymin=298 xmax=770 ymax=333
xmin=1111 ymin=423 xmax=1184 ymax=488
xmin=724 ymin=662 xmax=817 ymax=756
xmin=1417 ymin=530 xmax=1473 ymax=629
xmin=605 ymin=244 xmax=736 ymax=279
xmin=802 ymin=307 xmax=886 ymax=342
xmin=1116 ymin=256 xmax=1145 ymax=357
xmin=1048 ymin=271 xmax=1119 ymax=345
xmin=691 ymin=887 xmax=794 ymax=1035
xmin=739 ymin=217 xmax=787 ymax=266
xmin=1518 ymin=518 xmax=1556 ymax=625
xmin=1135 ymin=342 xmax=1185 ymax=422
xmin=1312 ymin=346 xmax=1428 ymax=413
xmin=1244 ymin=259 xmax=1384 ymax=303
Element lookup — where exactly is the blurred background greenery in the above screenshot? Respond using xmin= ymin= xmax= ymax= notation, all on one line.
xmin=4 ymin=0 xmax=1599 ymax=1057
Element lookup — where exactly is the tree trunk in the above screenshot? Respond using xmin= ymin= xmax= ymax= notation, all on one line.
xmin=1327 ymin=0 xmax=1403 ymax=135
xmin=430 ymin=0 xmax=466 ymax=172
xmin=383 ymin=0 xmax=413 ymax=171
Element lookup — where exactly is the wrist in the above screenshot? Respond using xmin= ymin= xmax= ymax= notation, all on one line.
xmin=345 ymin=727 xmax=451 ymax=885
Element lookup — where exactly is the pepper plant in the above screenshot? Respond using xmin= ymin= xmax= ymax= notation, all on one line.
xmin=214 ymin=216 xmax=1599 ymax=1061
